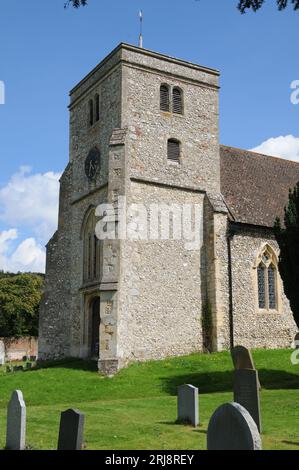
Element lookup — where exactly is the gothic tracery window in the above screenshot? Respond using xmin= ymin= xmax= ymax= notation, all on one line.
xmin=256 ymin=246 xmax=278 ymax=311
xmin=82 ymin=208 xmax=101 ymax=283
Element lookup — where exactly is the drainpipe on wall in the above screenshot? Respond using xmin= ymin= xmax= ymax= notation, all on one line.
xmin=227 ymin=225 xmax=236 ymax=351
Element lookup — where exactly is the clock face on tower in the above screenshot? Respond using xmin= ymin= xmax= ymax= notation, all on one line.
xmin=85 ymin=147 xmax=101 ymax=180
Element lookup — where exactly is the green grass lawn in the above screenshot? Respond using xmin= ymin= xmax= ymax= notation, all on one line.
xmin=0 ymin=349 xmax=298 ymax=450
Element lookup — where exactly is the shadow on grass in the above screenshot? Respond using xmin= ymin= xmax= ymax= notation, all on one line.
xmin=282 ymin=440 xmax=299 ymax=447
xmin=160 ymin=369 xmax=299 ymax=395
xmin=28 ymin=358 xmax=98 ymax=372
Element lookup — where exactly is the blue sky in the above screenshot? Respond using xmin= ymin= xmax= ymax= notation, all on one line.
xmin=0 ymin=0 xmax=298 ymax=272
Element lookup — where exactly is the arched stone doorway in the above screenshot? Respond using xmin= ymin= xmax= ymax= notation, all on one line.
xmin=90 ymin=297 xmax=101 ymax=359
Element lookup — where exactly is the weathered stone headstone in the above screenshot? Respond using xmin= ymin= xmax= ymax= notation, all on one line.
xmin=207 ymin=402 xmax=262 ymax=450
xmin=6 ymin=390 xmax=26 ymax=450
xmin=57 ymin=409 xmax=85 ymax=450
xmin=231 ymin=345 xmax=261 ymax=390
xmin=231 ymin=345 xmax=256 ymax=370
xmin=233 ymin=368 xmax=262 ymax=432
xmin=177 ymin=384 xmax=199 ymax=427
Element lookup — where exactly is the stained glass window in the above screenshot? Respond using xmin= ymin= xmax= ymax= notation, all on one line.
xmin=268 ymin=265 xmax=276 ymax=309
xmin=258 ymin=264 xmax=266 ymax=309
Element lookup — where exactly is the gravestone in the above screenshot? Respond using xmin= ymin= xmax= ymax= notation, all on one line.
xmin=0 ymin=340 xmax=5 ymax=365
xmin=295 ymin=333 xmax=299 ymax=349
xmin=25 ymin=362 xmax=32 ymax=370
xmin=231 ymin=345 xmax=256 ymax=370
xmin=231 ymin=345 xmax=261 ymax=390
xmin=57 ymin=409 xmax=85 ymax=450
xmin=233 ymin=369 xmax=262 ymax=432
xmin=177 ymin=384 xmax=199 ymax=427
xmin=6 ymin=390 xmax=26 ymax=450
xmin=207 ymin=402 xmax=262 ymax=450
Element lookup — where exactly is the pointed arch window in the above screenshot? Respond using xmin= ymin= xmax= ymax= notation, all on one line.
xmin=82 ymin=208 xmax=101 ymax=283
xmin=256 ymin=246 xmax=278 ymax=311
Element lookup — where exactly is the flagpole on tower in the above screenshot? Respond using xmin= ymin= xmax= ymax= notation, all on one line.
xmin=138 ymin=10 xmax=143 ymax=48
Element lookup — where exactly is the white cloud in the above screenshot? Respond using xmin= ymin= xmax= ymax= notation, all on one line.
xmin=0 ymin=167 xmax=61 ymax=244
xmin=10 ymin=238 xmax=46 ymax=273
xmin=0 ymin=166 xmax=60 ymax=273
xmin=0 ymin=229 xmax=45 ymax=273
xmin=251 ymin=135 xmax=299 ymax=162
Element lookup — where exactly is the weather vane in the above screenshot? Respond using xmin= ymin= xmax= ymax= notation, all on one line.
xmin=138 ymin=10 xmax=143 ymax=48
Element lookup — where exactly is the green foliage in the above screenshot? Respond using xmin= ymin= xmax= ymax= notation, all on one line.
xmin=0 ymin=272 xmax=44 ymax=337
xmin=202 ymin=301 xmax=213 ymax=352
xmin=274 ymin=182 xmax=299 ymax=329
xmin=64 ymin=0 xmax=88 ymax=8
xmin=64 ymin=0 xmax=299 ymax=12
xmin=238 ymin=0 xmax=299 ymax=13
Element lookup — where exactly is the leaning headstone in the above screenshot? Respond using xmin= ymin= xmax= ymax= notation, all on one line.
xmin=57 ymin=409 xmax=85 ymax=450
xmin=177 ymin=384 xmax=199 ymax=427
xmin=231 ymin=345 xmax=261 ymax=390
xmin=6 ymin=390 xmax=26 ymax=450
xmin=231 ymin=345 xmax=256 ymax=370
xmin=233 ymin=368 xmax=262 ymax=432
xmin=0 ymin=340 xmax=5 ymax=365
xmin=207 ymin=402 xmax=262 ymax=450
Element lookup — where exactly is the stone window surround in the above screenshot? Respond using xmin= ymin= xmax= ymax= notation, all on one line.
xmin=81 ymin=206 xmax=102 ymax=285
xmin=253 ymin=244 xmax=281 ymax=314
xmin=159 ymin=83 xmax=185 ymax=116
xmin=167 ymin=137 xmax=182 ymax=165
xmin=88 ymin=91 xmax=101 ymax=129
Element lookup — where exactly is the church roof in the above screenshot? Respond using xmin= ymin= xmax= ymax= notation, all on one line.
xmin=220 ymin=145 xmax=299 ymax=228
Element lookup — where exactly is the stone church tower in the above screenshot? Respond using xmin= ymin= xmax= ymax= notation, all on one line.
xmin=39 ymin=44 xmax=297 ymax=374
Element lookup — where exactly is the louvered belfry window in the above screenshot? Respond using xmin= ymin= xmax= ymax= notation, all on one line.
xmin=167 ymin=139 xmax=180 ymax=162
xmin=173 ymin=88 xmax=183 ymax=114
xmin=95 ymin=94 xmax=100 ymax=122
xmin=160 ymin=85 xmax=170 ymax=112
xmin=89 ymin=99 xmax=94 ymax=127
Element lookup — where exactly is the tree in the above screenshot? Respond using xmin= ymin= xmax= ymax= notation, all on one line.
xmin=65 ymin=0 xmax=299 ymax=12
xmin=274 ymin=183 xmax=299 ymax=329
xmin=64 ymin=0 xmax=88 ymax=7
xmin=238 ymin=0 xmax=299 ymax=12
xmin=0 ymin=273 xmax=44 ymax=338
